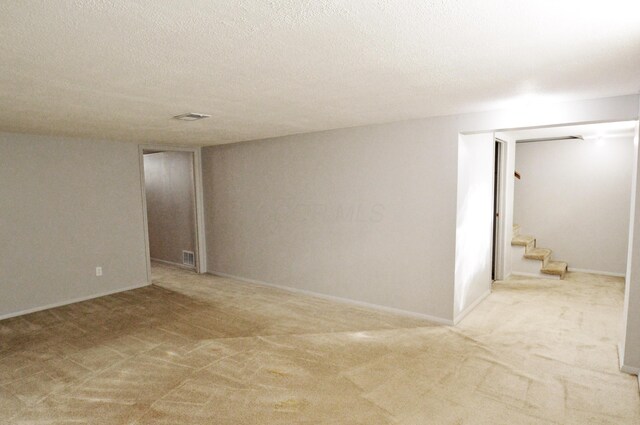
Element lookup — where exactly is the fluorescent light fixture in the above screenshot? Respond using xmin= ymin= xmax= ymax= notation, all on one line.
xmin=517 ymin=136 xmax=583 ymax=143
xmin=173 ymin=113 xmax=211 ymax=121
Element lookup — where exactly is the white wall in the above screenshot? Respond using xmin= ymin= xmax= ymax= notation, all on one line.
xmin=203 ymin=118 xmax=460 ymax=323
xmin=622 ymin=121 xmax=640 ymax=373
xmin=144 ymin=151 xmax=196 ymax=266
xmin=514 ymin=136 xmax=634 ymax=275
xmin=1 ymin=95 xmax=639 ymax=368
xmin=0 ymin=132 xmax=149 ymax=319
xmin=454 ymin=133 xmax=494 ymax=319
xmin=203 ymin=95 xmax=639 ymax=324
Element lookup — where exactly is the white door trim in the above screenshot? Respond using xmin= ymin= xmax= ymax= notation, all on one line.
xmin=493 ymin=137 xmax=508 ymax=281
xmin=138 ymin=144 xmax=207 ymax=282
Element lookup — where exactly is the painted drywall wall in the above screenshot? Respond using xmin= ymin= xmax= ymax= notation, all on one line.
xmin=0 ymin=132 xmax=148 ymax=319
xmin=514 ymin=136 xmax=634 ymax=275
xmin=202 ymin=95 xmax=639 ymax=323
xmin=454 ymin=133 xmax=494 ymax=319
xmin=622 ymin=121 xmax=640 ymax=373
xmin=144 ymin=151 xmax=196 ymax=267
xmin=0 ymin=94 xmax=636 ymax=334
xmin=203 ymin=118 xmax=459 ymax=322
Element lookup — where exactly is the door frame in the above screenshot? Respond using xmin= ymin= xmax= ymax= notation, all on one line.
xmin=492 ymin=138 xmax=507 ymax=281
xmin=138 ymin=145 xmax=207 ymax=282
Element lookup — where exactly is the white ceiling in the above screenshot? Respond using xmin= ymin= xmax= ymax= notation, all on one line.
xmin=1 ymin=1 xmax=639 ymax=146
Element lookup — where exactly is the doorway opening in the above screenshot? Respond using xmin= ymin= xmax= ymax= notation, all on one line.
xmin=456 ymin=117 xmax=640 ymax=373
xmin=139 ymin=146 xmax=206 ymax=281
xmin=498 ymin=120 xmax=638 ymax=281
xmin=491 ymin=119 xmax=640 ymax=373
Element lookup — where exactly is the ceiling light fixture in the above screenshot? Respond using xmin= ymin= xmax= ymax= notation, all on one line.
xmin=173 ymin=113 xmax=211 ymax=121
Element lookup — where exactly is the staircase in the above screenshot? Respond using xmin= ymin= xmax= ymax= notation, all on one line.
xmin=511 ymin=224 xmax=568 ymax=279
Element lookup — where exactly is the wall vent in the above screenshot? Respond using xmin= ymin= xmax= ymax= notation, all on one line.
xmin=182 ymin=250 xmax=195 ymax=267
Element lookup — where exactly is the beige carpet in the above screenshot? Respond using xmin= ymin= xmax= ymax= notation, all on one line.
xmin=1 ymin=264 xmax=638 ymax=424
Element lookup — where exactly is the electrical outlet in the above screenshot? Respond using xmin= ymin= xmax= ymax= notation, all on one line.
xmin=96 ymin=267 xmax=102 ymax=277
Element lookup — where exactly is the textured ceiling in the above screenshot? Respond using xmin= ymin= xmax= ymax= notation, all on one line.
xmin=1 ymin=1 xmax=639 ymax=146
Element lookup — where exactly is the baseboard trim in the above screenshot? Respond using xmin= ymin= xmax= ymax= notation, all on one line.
xmin=621 ymin=365 xmax=640 ymax=375
xmin=567 ymin=267 xmax=625 ymax=278
xmin=151 ymin=258 xmax=196 ymax=270
xmin=208 ymin=270 xmax=454 ymax=326
xmin=617 ymin=343 xmax=640 ymax=376
xmin=454 ymin=289 xmax=491 ymax=325
xmin=0 ymin=282 xmax=151 ymax=322
xmin=510 ymin=272 xmax=559 ymax=280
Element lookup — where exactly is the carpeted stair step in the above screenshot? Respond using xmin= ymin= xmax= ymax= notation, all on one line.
xmin=511 ymin=225 xmax=568 ymax=279
xmin=524 ymin=247 xmax=552 ymax=264
xmin=542 ymin=261 xmax=568 ymax=279
xmin=511 ymin=234 xmax=535 ymax=250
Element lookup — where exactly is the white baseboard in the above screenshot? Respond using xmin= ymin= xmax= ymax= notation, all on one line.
xmin=151 ymin=258 xmax=195 ymax=270
xmin=0 ymin=282 xmax=151 ymax=322
xmin=618 ymin=343 xmax=625 ymax=371
xmin=567 ymin=267 xmax=625 ymax=278
xmin=617 ymin=343 xmax=640 ymax=376
xmin=621 ymin=365 xmax=640 ymax=375
xmin=454 ymin=289 xmax=491 ymax=325
xmin=510 ymin=272 xmax=560 ymax=280
xmin=208 ymin=270 xmax=454 ymax=326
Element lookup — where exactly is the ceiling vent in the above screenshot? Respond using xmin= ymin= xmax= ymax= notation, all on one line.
xmin=516 ymin=136 xmax=583 ymax=143
xmin=173 ymin=113 xmax=211 ymax=121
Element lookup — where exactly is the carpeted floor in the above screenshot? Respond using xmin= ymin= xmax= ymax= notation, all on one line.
xmin=1 ymin=263 xmax=638 ymax=424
